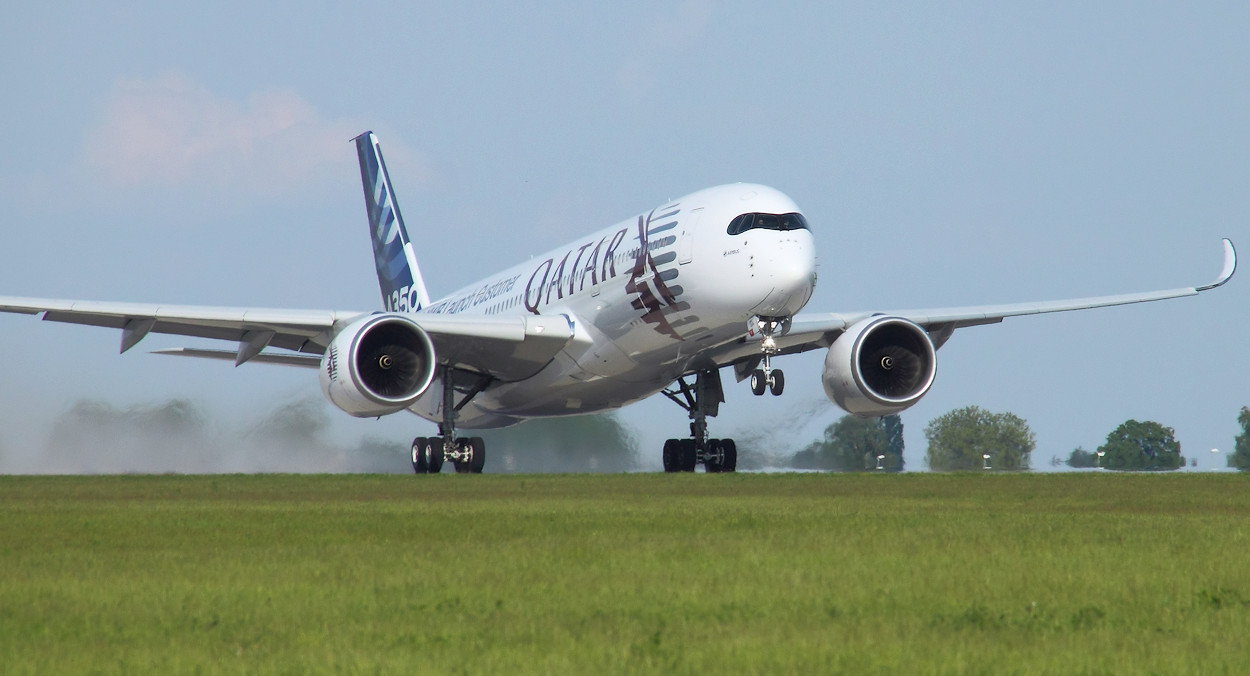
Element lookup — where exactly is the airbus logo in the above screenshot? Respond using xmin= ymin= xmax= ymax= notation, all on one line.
xmin=386 ymin=285 xmax=423 ymax=313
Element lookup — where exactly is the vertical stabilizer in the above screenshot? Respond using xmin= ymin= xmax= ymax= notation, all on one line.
xmin=354 ymin=131 xmax=432 ymax=313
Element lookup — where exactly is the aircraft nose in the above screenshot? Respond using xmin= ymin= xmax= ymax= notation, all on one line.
xmin=750 ymin=235 xmax=816 ymax=317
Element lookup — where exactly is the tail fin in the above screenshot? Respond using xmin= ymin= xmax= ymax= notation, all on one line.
xmin=353 ymin=131 xmax=431 ymax=313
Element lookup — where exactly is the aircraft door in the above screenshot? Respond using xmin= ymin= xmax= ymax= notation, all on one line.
xmin=679 ymin=208 xmax=702 ymax=264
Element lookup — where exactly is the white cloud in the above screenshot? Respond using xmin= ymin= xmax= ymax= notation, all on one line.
xmin=80 ymin=72 xmax=367 ymax=196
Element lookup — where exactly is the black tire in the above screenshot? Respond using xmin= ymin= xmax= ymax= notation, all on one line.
xmin=769 ymin=369 xmax=785 ymax=396
xmin=447 ymin=438 xmax=472 ymax=474
xmin=469 ymin=437 xmax=486 ymax=474
xmin=662 ymin=439 xmax=680 ymax=473
xmin=427 ymin=438 xmax=445 ymax=474
xmin=411 ymin=437 xmax=428 ymax=474
xmin=721 ymin=439 xmax=738 ymax=473
xmin=750 ymin=369 xmax=767 ymax=396
xmin=705 ymin=439 xmax=723 ymax=473
xmin=678 ymin=439 xmax=698 ymax=472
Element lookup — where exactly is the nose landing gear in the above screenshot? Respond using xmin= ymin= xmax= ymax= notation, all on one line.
xmin=747 ymin=316 xmax=786 ymax=397
xmin=749 ymin=367 xmax=784 ymax=396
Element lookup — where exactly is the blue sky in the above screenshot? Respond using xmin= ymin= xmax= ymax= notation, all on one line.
xmin=1 ymin=2 xmax=1246 ymax=471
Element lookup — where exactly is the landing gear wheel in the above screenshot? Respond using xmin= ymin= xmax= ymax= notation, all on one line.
xmin=705 ymin=439 xmax=724 ymax=473
xmin=453 ymin=440 xmax=472 ymax=474
xmin=662 ymin=439 xmax=681 ymax=473
xmin=750 ymin=369 xmax=767 ymax=396
xmin=469 ymin=437 xmax=486 ymax=474
xmin=678 ymin=439 xmax=698 ymax=472
xmin=427 ymin=438 xmax=445 ymax=474
xmin=721 ymin=439 xmax=738 ymax=472
xmin=769 ymin=369 xmax=785 ymax=396
xmin=750 ymin=369 xmax=766 ymax=396
xmin=451 ymin=438 xmax=486 ymax=474
xmin=411 ymin=437 xmax=428 ymax=474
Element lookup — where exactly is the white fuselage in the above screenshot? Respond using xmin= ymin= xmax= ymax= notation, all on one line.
xmin=409 ymin=184 xmax=817 ymax=428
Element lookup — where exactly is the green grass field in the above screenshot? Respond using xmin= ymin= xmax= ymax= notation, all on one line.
xmin=1 ymin=473 xmax=1248 ymax=674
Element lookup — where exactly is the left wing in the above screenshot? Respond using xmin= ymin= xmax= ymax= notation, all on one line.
xmin=711 ymin=237 xmax=1236 ymax=375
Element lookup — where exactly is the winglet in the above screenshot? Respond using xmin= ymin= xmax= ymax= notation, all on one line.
xmin=353 ymin=131 xmax=432 ymax=313
xmin=1196 ymin=238 xmax=1236 ymax=292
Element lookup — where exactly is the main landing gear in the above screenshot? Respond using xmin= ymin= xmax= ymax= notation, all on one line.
xmin=411 ymin=367 xmax=492 ymax=474
xmin=661 ymin=368 xmax=737 ymax=473
xmin=748 ymin=317 xmax=786 ymax=397
xmin=411 ymin=435 xmax=485 ymax=474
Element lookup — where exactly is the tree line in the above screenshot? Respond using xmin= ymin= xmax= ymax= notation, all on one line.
xmin=791 ymin=405 xmax=1037 ymax=472
xmin=791 ymin=405 xmax=1250 ymax=472
xmin=1230 ymin=407 xmax=1250 ymax=470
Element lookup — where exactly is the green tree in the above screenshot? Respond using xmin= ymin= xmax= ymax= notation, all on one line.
xmin=1227 ymin=407 xmax=1250 ymax=471
xmin=1097 ymin=419 xmax=1183 ymax=471
xmin=883 ymin=415 xmax=905 ymax=468
xmin=924 ymin=406 xmax=1034 ymax=471
xmin=792 ymin=415 xmax=903 ymax=471
xmin=1066 ymin=446 xmax=1099 ymax=468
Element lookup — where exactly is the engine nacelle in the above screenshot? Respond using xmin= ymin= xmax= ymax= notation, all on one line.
xmin=822 ymin=315 xmax=937 ymax=417
xmin=320 ymin=314 xmax=437 ymax=417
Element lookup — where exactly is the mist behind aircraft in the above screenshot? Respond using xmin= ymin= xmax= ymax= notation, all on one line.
xmin=0 ymin=398 xmax=642 ymax=475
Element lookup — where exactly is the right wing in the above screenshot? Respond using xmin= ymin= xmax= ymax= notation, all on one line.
xmin=0 ymin=297 xmax=575 ymax=382
xmin=0 ymin=298 xmax=347 ymax=358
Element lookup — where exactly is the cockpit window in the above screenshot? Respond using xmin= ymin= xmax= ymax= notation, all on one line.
xmin=726 ymin=212 xmax=809 ymax=236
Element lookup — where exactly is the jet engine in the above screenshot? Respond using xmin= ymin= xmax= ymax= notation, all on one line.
xmin=320 ymin=314 xmax=437 ymax=417
xmin=822 ymin=315 xmax=937 ymax=417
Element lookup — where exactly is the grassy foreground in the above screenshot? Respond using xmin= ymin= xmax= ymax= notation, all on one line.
xmin=1 ymin=473 xmax=1248 ymax=674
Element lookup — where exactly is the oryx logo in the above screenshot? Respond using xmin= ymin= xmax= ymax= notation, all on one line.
xmin=326 ymin=344 xmax=339 ymax=381
xmin=625 ymin=206 xmax=691 ymax=340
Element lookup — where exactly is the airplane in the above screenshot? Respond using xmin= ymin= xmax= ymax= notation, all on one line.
xmin=0 ymin=132 xmax=1237 ymax=473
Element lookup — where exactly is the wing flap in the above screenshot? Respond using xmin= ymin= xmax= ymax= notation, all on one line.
xmin=153 ymin=347 xmax=323 ymax=368
xmin=146 ymin=314 xmax=575 ymax=381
